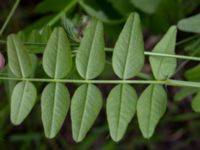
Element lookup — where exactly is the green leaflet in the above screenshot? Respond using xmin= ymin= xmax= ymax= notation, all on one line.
xmin=131 ymin=0 xmax=161 ymax=14
xmin=192 ymin=92 xmax=200 ymax=112
xmin=174 ymin=87 xmax=199 ymax=102
xmin=137 ymin=84 xmax=167 ymax=138
xmin=40 ymin=26 xmax=52 ymax=42
xmin=75 ymin=19 xmax=105 ymax=79
xmin=17 ymin=31 xmax=26 ymax=41
xmin=112 ymin=13 xmax=144 ymax=79
xmin=71 ymin=84 xmax=103 ymax=142
xmin=11 ymin=81 xmax=37 ymax=125
xmin=43 ymin=27 xmax=72 ymax=79
xmin=106 ymin=84 xmax=137 ymax=142
xmin=178 ymin=13 xmax=200 ymax=33
xmin=26 ymin=26 xmax=52 ymax=53
xmin=7 ymin=34 xmax=32 ymax=77
xmin=41 ymin=83 xmax=70 ymax=138
xmin=4 ymin=67 xmax=17 ymax=99
xmin=149 ymin=26 xmax=177 ymax=80
xmin=184 ymin=64 xmax=200 ymax=81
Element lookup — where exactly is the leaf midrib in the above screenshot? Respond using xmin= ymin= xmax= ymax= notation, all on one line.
xmin=115 ymin=84 xmax=124 ymax=139
xmin=85 ymin=21 xmax=98 ymax=79
xmin=12 ymin=37 xmax=25 ymax=77
xmin=146 ymin=85 xmax=154 ymax=138
xmin=77 ymin=84 xmax=90 ymax=140
xmin=54 ymin=29 xmax=60 ymax=79
xmin=16 ymin=81 xmax=27 ymax=123
xmin=49 ymin=83 xmax=58 ymax=137
xmin=122 ymin=17 xmax=134 ymax=79
xmin=155 ymin=31 xmax=175 ymax=79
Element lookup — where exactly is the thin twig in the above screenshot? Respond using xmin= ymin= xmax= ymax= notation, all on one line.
xmin=0 ymin=0 xmax=20 ymax=36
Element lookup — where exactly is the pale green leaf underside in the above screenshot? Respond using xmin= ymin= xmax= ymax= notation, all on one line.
xmin=192 ymin=92 xmax=200 ymax=112
xmin=11 ymin=81 xmax=37 ymax=125
xmin=7 ymin=34 xmax=32 ymax=77
xmin=149 ymin=26 xmax=177 ymax=80
xmin=137 ymin=84 xmax=167 ymax=138
xmin=112 ymin=12 xmax=144 ymax=79
xmin=178 ymin=13 xmax=200 ymax=33
xmin=76 ymin=20 xmax=105 ymax=79
xmin=41 ymin=83 xmax=70 ymax=138
xmin=43 ymin=27 xmax=72 ymax=79
xmin=71 ymin=84 xmax=103 ymax=142
xmin=106 ymin=84 xmax=137 ymax=141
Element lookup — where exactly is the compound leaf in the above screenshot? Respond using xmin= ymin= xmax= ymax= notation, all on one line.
xmin=76 ymin=20 xmax=105 ymax=79
xmin=149 ymin=26 xmax=177 ymax=80
xmin=112 ymin=13 xmax=144 ymax=79
xmin=137 ymin=85 xmax=167 ymax=138
xmin=106 ymin=84 xmax=137 ymax=141
xmin=41 ymin=83 xmax=70 ymax=138
xmin=71 ymin=84 xmax=103 ymax=142
xmin=43 ymin=27 xmax=72 ymax=79
xmin=11 ymin=81 xmax=37 ymax=125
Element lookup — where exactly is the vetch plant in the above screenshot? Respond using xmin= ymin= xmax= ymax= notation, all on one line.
xmin=1 ymin=1 xmax=200 ymax=145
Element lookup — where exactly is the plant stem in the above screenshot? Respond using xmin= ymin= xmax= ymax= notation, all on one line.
xmin=47 ymin=0 xmax=78 ymax=26
xmin=0 ymin=0 xmax=20 ymax=36
xmin=144 ymin=51 xmax=200 ymax=61
xmin=104 ymin=48 xmax=200 ymax=61
xmin=0 ymin=76 xmax=200 ymax=88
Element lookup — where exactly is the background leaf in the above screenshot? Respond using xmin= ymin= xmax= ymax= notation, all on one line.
xmin=149 ymin=26 xmax=177 ymax=80
xmin=26 ymin=26 xmax=52 ymax=53
xmin=7 ymin=34 xmax=32 ymax=77
xmin=145 ymin=0 xmax=185 ymax=34
xmin=112 ymin=13 xmax=144 ymax=79
xmin=192 ymin=92 xmax=200 ymax=112
xmin=174 ymin=87 xmax=199 ymax=102
xmin=11 ymin=81 xmax=37 ymax=125
xmin=107 ymin=0 xmax=135 ymax=16
xmin=106 ymin=84 xmax=137 ymax=142
xmin=76 ymin=20 xmax=105 ymax=79
xmin=35 ymin=0 xmax=70 ymax=14
xmin=184 ymin=64 xmax=200 ymax=81
xmin=71 ymin=84 xmax=103 ymax=142
xmin=41 ymin=83 xmax=70 ymax=138
xmin=178 ymin=13 xmax=200 ymax=33
xmin=131 ymin=0 xmax=162 ymax=14
xmin=79 ymin=0 xmax=124 ymax=24
xmin=137 ymin=85 xmax=167 ymax=138
xmin=43 ymin=27 xmax=72 ymax=79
